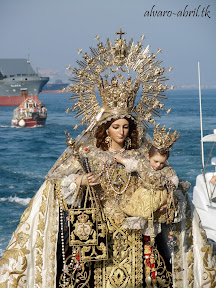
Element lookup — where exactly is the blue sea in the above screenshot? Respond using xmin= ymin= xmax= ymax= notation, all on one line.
xmin=0 ymin=89 xmax=216 ymax=256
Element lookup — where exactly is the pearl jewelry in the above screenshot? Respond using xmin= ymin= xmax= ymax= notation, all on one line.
xmin=60 ymin=205 xmax=66 ymax=287
xmin=108 ymin=146 xmax=125 ymax=154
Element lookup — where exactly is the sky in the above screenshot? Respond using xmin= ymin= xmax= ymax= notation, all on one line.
xmin=1 ymin=0 xmax=216 ymax=88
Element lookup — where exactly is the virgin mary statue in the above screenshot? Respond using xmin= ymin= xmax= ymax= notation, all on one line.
xmin=0 ymin=29 xmax=215 ymax=288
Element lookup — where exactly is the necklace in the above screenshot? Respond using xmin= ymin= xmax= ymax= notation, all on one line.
xmin=109 ymin=146 xmax=125 ymax=154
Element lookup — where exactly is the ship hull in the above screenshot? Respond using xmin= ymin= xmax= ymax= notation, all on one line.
xmin=0 ymin=76 xmax=49 ymax=106
xmin=12 ymin=116 xmax=46 ymax=128
xmin=0 ymin=95 xmax=40 ymax=106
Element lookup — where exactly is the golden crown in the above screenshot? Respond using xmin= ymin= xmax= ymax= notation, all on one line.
xmin=152 ymin=124 xmax=180 ymax=151
xmin=98 ymin=75 xmax=140 ymax=114
xmin=66 ymin=28 xmax=174 ymax=133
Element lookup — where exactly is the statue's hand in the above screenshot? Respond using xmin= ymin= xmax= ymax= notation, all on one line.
xmin=87 ymin=173 xmax=100 ymax=186
xmin=114 ymin=154 xmax=127 ymax=166
xmin=75 ymin=173 xmax=100 ymax=186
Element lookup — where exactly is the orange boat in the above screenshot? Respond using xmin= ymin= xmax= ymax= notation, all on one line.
xmin=11 ymin=97 xmax=47 ymax=128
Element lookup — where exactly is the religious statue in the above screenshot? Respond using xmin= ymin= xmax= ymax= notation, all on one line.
xmin=0 ymin=28 xmax=215 ymax=288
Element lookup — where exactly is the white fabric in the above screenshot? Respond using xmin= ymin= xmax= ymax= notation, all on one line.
xmin=61 ymin=174 xmax=79 ymax=205
xmin=168 ymin=175 xmax=179 ymax=188
xmin=124 ymin=158 xmax=139 ymax=173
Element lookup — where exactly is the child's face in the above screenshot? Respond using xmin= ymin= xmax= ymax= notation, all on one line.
xmin=147 ymin=153 xmax=167 ymax=171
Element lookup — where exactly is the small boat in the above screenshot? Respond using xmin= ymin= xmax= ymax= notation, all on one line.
xmin=11 ymin=96 xmax=47 ymax=128
xmin=193 ymin=62 xmax=216 ymax=248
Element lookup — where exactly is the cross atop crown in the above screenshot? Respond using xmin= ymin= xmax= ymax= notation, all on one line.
xmin=115 ymin=27 xmax=126 ymax=40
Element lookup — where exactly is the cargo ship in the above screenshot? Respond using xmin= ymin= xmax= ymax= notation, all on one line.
xmin=42 ymin=81 xmax=69 ymax=93
xmin=0 ymin=58 xmax=49 ymax=106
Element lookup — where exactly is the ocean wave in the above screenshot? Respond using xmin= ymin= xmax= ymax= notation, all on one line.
xmin=1 ymin=167 xmax=45 ymax=180
xmin=0 ymin=196 xmax=31 ymax=206
xmin=11 ymin=125 xmax=22 ymax=129
xmin=11 ymin=125 xmax=44 ymax=129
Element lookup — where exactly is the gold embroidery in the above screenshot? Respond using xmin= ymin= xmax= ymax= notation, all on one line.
xmin=201 ymin=245 xmax=216 ymax=287
xmin=20 ymin=196 xmax=35 ymax=223
xmin=34 ymin=181 xmax=49 ymax=286
xmin=46 ymin=182 xmax=59 ymax=287
xmin=16 ymin=231 xmax=29 ymax=248
xmin=35 ymin=250 xmax=43 ymax=268
xmin=188 ymin=264 xmax=194 ymax=284
xmin=37 ymin=214 xmax=45 ymax=234
xmin=0 ymin=248 xmax=29 ymax=286
xmin=187 ymin=248 xmax=194 ymax=267
xmin=0 ymin=188 xmax=33 ymax=286
xmin=35 ymin=267 xmax=42 ymax=286
xmin=35 ymin=232 xmax=44 ymax=251
xmin=69 ymin=210 xmax=98 ymax=246
xmin=94 ymin=218 xmax=143 ymax=287
xmin=39 ymin=196 xmax=47 ymax=215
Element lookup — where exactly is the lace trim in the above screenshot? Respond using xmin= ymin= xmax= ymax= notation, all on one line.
xmin=168 ymin=175 xmax=179 ymax=188
xmin=61 ymin=174 xmax=81 ymax=206
xmin=124 ymin=158 xmax=139 ymax=173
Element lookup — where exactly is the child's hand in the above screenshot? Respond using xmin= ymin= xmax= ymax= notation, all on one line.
xmin=159 ymin=204 xmax=167 ymax=211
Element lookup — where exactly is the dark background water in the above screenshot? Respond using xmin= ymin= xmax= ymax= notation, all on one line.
xmin=0 ymin=89 xmax=216 ymax=255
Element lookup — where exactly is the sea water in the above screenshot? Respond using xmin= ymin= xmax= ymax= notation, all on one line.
xmin=0 ymin=89 xmax=216 ymax=256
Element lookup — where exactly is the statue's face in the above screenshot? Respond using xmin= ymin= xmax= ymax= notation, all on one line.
xmin=108 ymin=118 xmax=129 ymax=147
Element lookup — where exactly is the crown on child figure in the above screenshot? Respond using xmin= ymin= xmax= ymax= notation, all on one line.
xmin=152 ymin=124 xmax=180 ymax=151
